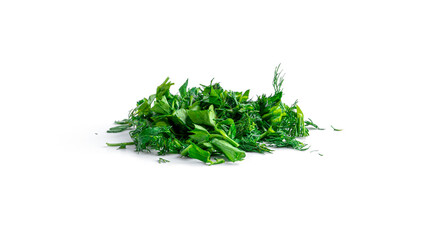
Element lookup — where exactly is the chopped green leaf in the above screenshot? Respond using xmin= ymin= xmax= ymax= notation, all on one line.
xmin=187 ymin=105 xmax=217 ymax=127
xmin=211 ymin=138 xmax=246 ymax=162
xmin=158 ymin=158 xmax=170 ymax=163
xmin=151 ymin=96 xmax=172 ymax=115
xmin=181 ymin=143 xmax=211 ymax=163
xmin=107 ymin=125 xmax=131 ymax=133
xmin=156 ymin=77 xmax=174 ymax=99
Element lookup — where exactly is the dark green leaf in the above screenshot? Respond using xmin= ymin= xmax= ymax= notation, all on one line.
xmin=181 ymin=143 xmax=211 ymax=163
xmin=151 ymin=96 xmax=172 ymax=115
xmin=156 ymin=77 xmax=174 ymax=99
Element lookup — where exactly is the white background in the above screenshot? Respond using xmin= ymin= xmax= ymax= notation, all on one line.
xmin=1 ymin=0 xmax=426 ymax=239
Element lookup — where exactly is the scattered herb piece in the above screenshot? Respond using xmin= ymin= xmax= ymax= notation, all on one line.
xmin=106 ymin=142 xmax=135 ymax=149
xmin=305 ymin=118 xmax=324 ymax=130
xmin=158 ymin=158 xmax=170 ymax=163
xmin=331 ymin=125 xmax=343 ymax=131
xmin=107 ymin=65 xmax=324 ymax=165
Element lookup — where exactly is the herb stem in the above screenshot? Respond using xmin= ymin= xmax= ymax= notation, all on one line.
xmin=106 ymin=142 xmax=135 ymax=147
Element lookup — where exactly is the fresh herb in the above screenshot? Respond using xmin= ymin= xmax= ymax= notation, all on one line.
xmin=107 ymin=65 xmax=323 ymax=165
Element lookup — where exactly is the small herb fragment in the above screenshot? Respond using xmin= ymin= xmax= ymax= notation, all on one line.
xmin=331 ymin=125 xmax=343 ymax=131
xmin=158 ymin=158 xmax=170 ymax=163
xmin=305 ymin=118 xmax=324 ymax=130
xmin=106 ymin=142 xmax=135 ymax=149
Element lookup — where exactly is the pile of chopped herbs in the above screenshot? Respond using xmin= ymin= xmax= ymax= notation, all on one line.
xmin=107 ymin=65 xmax=320 ymax=165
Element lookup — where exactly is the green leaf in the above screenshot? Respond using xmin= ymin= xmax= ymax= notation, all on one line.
xmin=156 ymin=77 xmax=174 ymax=99
xmin=189 ymin=124 xmax=210 ymax=143
xmin=170 ymin=109 xmax=189 ymax=128
xmin=114 ymin=119 xmax=130 ymax=125
xmin=239 ymin=89 xmax=250 ymax=102
xmin=187 ymin=105 xmax=217 ymax=127
xmin=133 ymin=94 xmax=156 ymax=117
xmin=107 ymin=125 xmax=130 ymax=133
xmin=208 ymin=88 xmax=222 ymax=106
xmin=217 ymin=118 xmax=236 ymax=139
xmin=179 ymin=79 xmax=189 ymax=97
xmin=211 ymin=138 xmax=246 ymax=162
xmin=151 ymin=96 xmax=172 ymax=115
